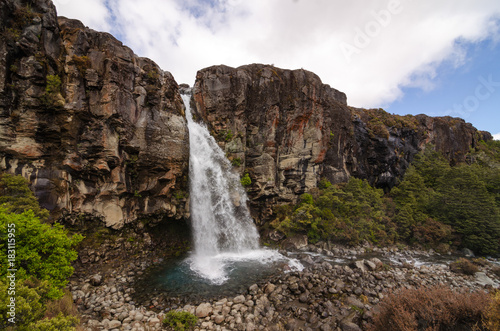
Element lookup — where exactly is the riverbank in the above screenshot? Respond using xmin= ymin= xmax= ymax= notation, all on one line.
xmin=70 ymin=242 xmax=499 ymax=330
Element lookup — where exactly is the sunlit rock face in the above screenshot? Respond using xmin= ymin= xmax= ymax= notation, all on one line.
xmin=0 ymin=0 xmax=489 ymax=229
xmin=192 ymin=64 xmax=489 ymax=223
xmin=0 ymin=0 xmax=189 ymax=228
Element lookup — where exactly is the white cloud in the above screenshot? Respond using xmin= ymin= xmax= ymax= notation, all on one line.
xmin=55 ymin=0 xmax=500 ymax=108
xmin=53 ymin=0 xmax=111 ymax=31
xmin=493 ymin=133 xmax=500 ymax=140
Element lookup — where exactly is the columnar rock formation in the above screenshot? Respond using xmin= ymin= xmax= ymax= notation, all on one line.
xmin=192 ymin=64 xmax=490 ymax=222
xmin=0 ymin=0 xmax=189 ymax=228
xmin=0 ymin=0 xmax=491 ymax=228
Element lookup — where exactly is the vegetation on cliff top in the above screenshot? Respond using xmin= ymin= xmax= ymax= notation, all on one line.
xmin=271 ymin=140 xmax=500 ymax=255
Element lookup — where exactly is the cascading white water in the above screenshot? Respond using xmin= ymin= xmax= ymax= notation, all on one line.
xmin=181 ymin=90 xmax=301 ymax=284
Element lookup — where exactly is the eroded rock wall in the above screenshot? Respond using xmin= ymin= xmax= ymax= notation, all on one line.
xmin=192 ymin=64 xmax=488 ymax=223
xmin=0 ymin=0 xmax=189 ymax=228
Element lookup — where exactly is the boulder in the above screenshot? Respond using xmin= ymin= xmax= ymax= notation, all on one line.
xmin=195 ymin=303 xmax=213 ymax=318
xmin=282 ymin=235 xmax=308 ymax=250
xmin=89 ymin=274 xmax=102 ymax=286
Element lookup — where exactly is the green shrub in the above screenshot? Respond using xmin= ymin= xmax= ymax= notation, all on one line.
xmin=299 ymin=193 xmax=314 ymax=206
xmin=0 ymin=173 xmax=49 ymax=219
xmin=224 ymin=130 xmax=233 ymax=142
xmin=0 ymin=208 xmax=84 ymax=299
xmin=0 ymin=279 xmax=46 ymax=329
xmin=163 ymin=311 xmax=197 ymax=331
xmin=318 ymin=178 xmax=332 ymax=189
xmin=231 ymin=157 xmax=241 ymax=167
xmin=240 ymin=173 xmax=251 ymax=187
xmin=40 ymin=75 xmax=64 ymax=108
xmin=30 ymin=313 xmax=79 ymax=331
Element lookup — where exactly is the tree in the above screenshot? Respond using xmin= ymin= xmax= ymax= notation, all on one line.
xmin=410 ymin=147 xmax=450 ymax=189
xmin=432 ymin=165 xmax=500 ymax=255
xmin=0 ymin=173 xmax=49 ymax=219
xmin=390 ymin=166 xmax=434 ymax=242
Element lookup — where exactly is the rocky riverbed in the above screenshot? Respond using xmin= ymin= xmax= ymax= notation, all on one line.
xmin=70 ymin=243 xmax=499 ymax=331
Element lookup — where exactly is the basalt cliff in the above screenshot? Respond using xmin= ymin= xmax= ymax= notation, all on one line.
xmin=192 ymin=64 xmax=491 ymax=222
xmin=0 ymin=0 xmax=492 ymax=230
xmin=0 ymin=0 xmax=189 ymax=230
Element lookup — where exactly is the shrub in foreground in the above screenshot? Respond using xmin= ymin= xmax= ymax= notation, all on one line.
xmin=449 ymin=258 xmax=480 ymax=275
xmin=369 ymin=286 xmax=491 ymax=331
xmin=163 ymin=311 xmax=197 ymax=331
xmin=483 ymin=290 xmax=500 ymax=330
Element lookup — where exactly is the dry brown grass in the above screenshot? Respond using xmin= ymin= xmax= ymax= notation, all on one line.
xmin=450 ymin=258 xmax=480 ymax=275
xmin=44 ymin=289 xmax=80 ymax=319
xmin=481 ymin=290 xmax=500 ymax=331
xmin=369 ymin=286 xmax=491 ymax=331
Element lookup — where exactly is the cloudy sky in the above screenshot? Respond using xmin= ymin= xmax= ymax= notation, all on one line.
xmin=53 ymin=0 xmax=500 ymax=139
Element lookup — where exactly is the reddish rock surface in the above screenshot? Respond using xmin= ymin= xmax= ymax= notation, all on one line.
xmin=192 ymin=64 xmax=490 ymax=223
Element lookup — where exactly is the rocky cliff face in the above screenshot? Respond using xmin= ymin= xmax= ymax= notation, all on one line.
xmin=0 ymin=0 xmax=189 ymax=229
xmin=192 ymin=64 xmax=490 ymax=223
xmin=0 ymin=1 xmax=490 ymax=230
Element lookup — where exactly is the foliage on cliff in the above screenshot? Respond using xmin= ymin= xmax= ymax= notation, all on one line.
xmin=0 ymin=174 xmax=82 ymax=330
xmin=271 ymin=141 xmax=500 ymax=255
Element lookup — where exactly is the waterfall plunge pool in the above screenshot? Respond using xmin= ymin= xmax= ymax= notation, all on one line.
xmin=133 ymin=249 xmax=302 ymax=305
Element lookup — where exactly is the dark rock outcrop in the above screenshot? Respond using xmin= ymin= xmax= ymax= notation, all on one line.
xmin=192 ymin=64 xmax=488 ymax=222
xmin=0 ymin=1 xmax=490 ymax=230
xmin=0 ymin=0 xmax=189 ymax=228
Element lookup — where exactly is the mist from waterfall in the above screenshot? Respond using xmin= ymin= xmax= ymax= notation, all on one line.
xmin=181 ymin=90 xmax=299 ymax=284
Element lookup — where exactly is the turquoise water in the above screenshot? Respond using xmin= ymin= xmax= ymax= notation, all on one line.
xmin=134 ymin=250 xmax=300 ymax=304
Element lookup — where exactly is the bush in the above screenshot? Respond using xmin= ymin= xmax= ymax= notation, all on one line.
xmin=0 ymin=208 xmax=83 ymax=299
xmin=71 ymin=55 xmax=90 ymax=76
xmin=369 ymin=286 xmax=491 ymax=331
xmin=40 ymin=75 xmax=64 ymax=108
xmin=163 ymin=311 xmax=197 ymax=331
xmin=449 ymin=258 xmax=480 ymax=275
xmin=0 ymin=173 xmax=49 ymax=219
xmin=30 ymin=313 xmax=79 ymax=331
xmin=231 ymin=157 xmax=241 ymax=167
xmin=240 ymin=173 xmax=251 ymax=187
xmin=483 ymin=290 xmax=500 ymax=330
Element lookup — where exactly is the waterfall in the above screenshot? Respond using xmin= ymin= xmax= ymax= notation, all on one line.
xmin=182 ymin=90 xmax=286 ymax=284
